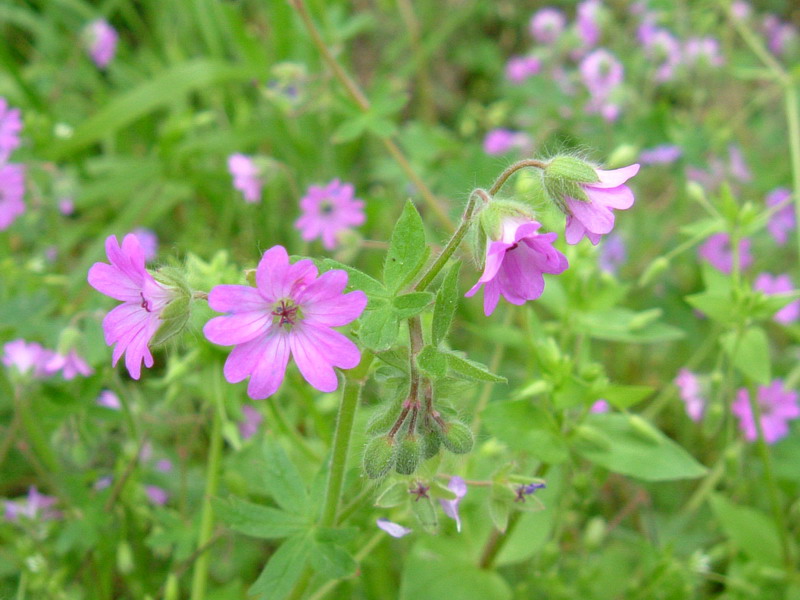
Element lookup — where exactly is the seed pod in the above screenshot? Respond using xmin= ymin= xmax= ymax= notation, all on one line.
xmin=366 ymin=405 xmax=400 ymax=436
xmin=363 ymin=435 xmax=395 ymax=479
xmin=441 ymin=420 xmax=474 ymax=455
xmin=421 ymin=425 xmax=442 ymax=459
xmin=395 ymin=434 xmax=422 ymax=475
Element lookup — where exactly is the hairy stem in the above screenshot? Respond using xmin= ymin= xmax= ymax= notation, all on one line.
xmin=488 ymin=159 xmax=549 ymax=196
xmin=785 ymin=86 xmax=800 ymax=264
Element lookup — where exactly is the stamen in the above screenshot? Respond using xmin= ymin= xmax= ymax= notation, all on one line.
xmin=271 ymin=300 xmax=299 ymax=326
xmin=140 ymin=292 xmax=151 ymax=312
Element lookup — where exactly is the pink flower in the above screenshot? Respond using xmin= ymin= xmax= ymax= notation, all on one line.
xmin=731 ymin=1 xmax=751 ymax=21
xmin=674 ymin=369 xmax=704 ymax=421
xmin=754 ymin=273 xmax=800 ymax=325
xmin=228 ymin=154 xmax=263 ymax=203
xmin=376 ymin=518 xmax=412 ymax=538
xmin=765 ymin=188 xmax=794 ymax=245
xmin=590 ymin=399 xmax=610 ymax=413
xmin=203 ymin=245 xmax=367 ymax=399
xmin=639 ymin=144 xmax=682 ymax=165
xmin=762 ymin=15 xmax=797 ymax=57
xmin=530 ymin=8 xmax=566 ymax=44
xmin=599 ymin=233 xmax=626 ymax=274
xmin=505 ymin=56 xmax=541 ymax=84
xmin=580 ymin=49 xmax=624 ymax=99
xmin=239 ymin=404 xmax=263 ymax=440
xmin=564 ymin=164 xmax=639 ymax=245
xmin=465 ymin=218 xmax=568 ymax=316
xmin=144 ymin=485 xmax=169 ymax=506
xmin=131 ymin=228 xmax=158 ymax=262
xmin=85 ymin=19 xmax=118 ymax=68
xmin=96 ymin=390 xmax=121 ymax=410
xmin=46 ymin=349 xmax=94 ymax=380
xmin=576 ymin=0 xmax=602 ymax=49
xmin=88 ymin=234 xmax=179 ymax=379
xmin=641 ymin=29 xmax=682 ymax=82
xmin=732 ymin=381 xmax=799 ymax=444
xmin=698 ymin=233 xmax=753 ymax=274
xmin=295 ymin=179 xmax=365 ymax=250
xmin=4 ymin=487 xmax=59 ymax=522
xmin=0 ymin=98 xmax=22 ymax=163
xmin=483 ymin=129 xmax=532 ymax=156
xmin=2 ymin=339 xmax=53 ymax=379
xmin=439 ymin=476 xmax=468 ymax=532
xmin=0 ymin=163 xmax=25 ymax=230
xmin=684 ymin=37 xmax=725 ymax=68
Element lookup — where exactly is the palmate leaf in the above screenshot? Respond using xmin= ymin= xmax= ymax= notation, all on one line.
xmin=212 ymin=496 xmax=310 ymax=539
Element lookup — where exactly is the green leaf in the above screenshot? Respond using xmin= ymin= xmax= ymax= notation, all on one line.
xmin=393 ymin=292 xmax=434 ymax=319
xmin=360 ymin=306 xmax=400 ymax=351
xmin=720 ymin=327 xmax=771 ymax=385
xmin=482 ymin=400 xmax=568 ymax=464
xmin=250 ymin=534 xmax=313 ymax=600
xmin=574 ymin=414 xmax=707 ymax=481
xmin=602 ymin=384 xmax=655 ymax=410
xmin=258 ymin=441 xmax=309 ymax=515
xmin=432 ymin=261 xmax=462 ymax=346
xmin=321 ymin=259 xmax=387 ymax=299
xmin=576 ymin=308 xmax=685 ymax=343
xmin=384 ymin=201 xmax=428 ymax=293
xmin=709 ymin=494 xmax=783 ymax=566
xmin=443 ymin=350 xmax=506 ymax=383
xmin=685 ymin=291 xmax=737 ymax=323
xmin=211 ymin=497 xmax=309 ymax=539
xmin=331 ymin=116 xmax=369 ymax=144
xmin=400 ymin=549 xmax=511 ymax=600
xmin=417 ymin=345 xmax=448 ymax=378
xmin=310 ymin=541 xmax=357 ymax=579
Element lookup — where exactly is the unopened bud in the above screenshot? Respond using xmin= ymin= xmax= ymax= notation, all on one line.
xmin=542 ymin=156 xmax=599 ymax=212
xmin=440 ymin=421 xmax=474 ymax=455
xmin=421 ymin=426 xmax=442 ymax=459
xmin=395 ymin=435 xmax=422 ymax=475
xmin=366 ymin=405 xmax=400 ymax=436
xmin=363 ymin=436 xmax=395 ymax=479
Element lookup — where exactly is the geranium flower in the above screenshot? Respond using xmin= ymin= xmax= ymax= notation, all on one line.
xmin=4 ymin=487 xmax=59 ymax=522
xmin=505 ymin=56 xmax=541 ymax=84
xmin=529 ymin=8 xmax=566 ymax=44
xmin=88 ymin=234 xmax=179 ymax=379
xmin=84 ymin=19 xmax=118 ymax=68
xmin=439 ymin=476 xmax=468 ymax=532
xmin=203 ymin=245 xmax=366 ymax=399
xmin=698 ymin=232 xmax=752 ymax=274
xmin=2 ymin=339 xmax=53 ymax=378
xmin=564 ymin=164 xmax=639 ymax=245
xmin=46 ymin=349 xmax=94 ymax=380
xmin=754 ymin=273 xmax=800 ymax=325
xmin=732 ymin=381 xmax=799 ymax=444
xmin=483 ymin=129 xmax=532 ymax=156
xmin=228 ymin=154 xmax=263 ymax=203
xmin=674 ymin=369 xmax=705 ymax=421
xmin=0 ymin=97 xmax=22 ymax=163
xmin=466 ymin=218 xmax=568 ymax=316
xmin=0 ymin=163 xmax=25 ymax=230
xmin=765 ymin=188 xmax=794 ymax=246
xmin=295 ymin=179 xmax=365 ymax=250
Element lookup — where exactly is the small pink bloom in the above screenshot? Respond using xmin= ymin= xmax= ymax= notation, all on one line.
xmin=144 ymin=485 xmax=169 ymax=506
xmin=483 ymin=129 xmax=532 ymax=156
xmin=505 ymin=56 xmax=541 ymax=84
xmin=590 ymin=399 xmax=610 ymax=413
xmin=203 ymin=246 xmax=367 ymax=399
xmin=762 ymin=15 xmax=797 ymax=57
xmin=726 ymin=145 xmax=751 ymax=182
xmin=564 ymin=164 xmax=639 ymax=245
xmin=85 ymin=19 xmax=118 ymax=68
xmin=228 ymin=154 xmax=263 ymax=203
xmin=46 ymin=349 xmax=94 ymax=380
xmin=4 ymin=487 xmax=59 ymax=522
xmin=97 ymin=390 xmax=121 ymax=410
xmin=376 ymin=518 xmax=412 ymax=538
xmin=754 ymin=273 xmax=800 ymax=325
xmin=131 ymin=228 xmax=158 ymax=262
xmin=731 ymin=1 xmax=751 ymax=21
xmin=580 ymin=49 xmax=624 ymax=100
xmin=0 ymin=98 xmax=22 ymax=163
xmin=641 ymin=29 xmax=682 ymax=82
xmin=684 ymin=37 xmax=725 ymax=68
xmin=0 ymin=163 xmax=25 ymax=230
xmin=765 ymin=188 xmax=794 ymax=246
xmin=576 ymin=0 xmax=602 ymax=49
xmin=599 ymin=234 xmax=626 ymax=274
xmin=239 ymin=404 xmax=263 ymax=440
xmin=674 ymin=369 xmax=705 ymax=421
xmin=58 ymin=198 xmax=75 ymax=216
xmin=439 ymin=476 xmax=468 ymax=532
xmin=2 ymin=339 xmax=53 ymax=378
xmin=732 ymin=381 xmax=799 ymax=444
xmin=295 ymin=179 xmax=365 ymax=251
xmin=639 ymin=144 xmax=682 ymax=165
xmin=155 ymin=459 xmax=173 ymax=473
xmin=88 ymin=234 xmax=179 ymax=379
xmin=466 ymin=218 xmax=568 ymax=316
xmin=530 ymin=8 xmax=566 ymax=44
xmin=698 ymin=233 xmax=753 ymax=274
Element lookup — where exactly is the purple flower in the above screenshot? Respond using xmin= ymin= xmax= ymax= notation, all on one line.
xmin=228 ymin=154 xmax=263 ymax=203
xmin=97 ymin=390 xmax=121 ymax=410
xmin=483 ymin=129 xmax=532 ymax=156
xmin=564 ymin=164 xmax=639 ymax=246
xmin=639 ymin=144 xmax=682 ymax=165
xmin=726 ymin=145 xmax=751 ymax=182
xmin=239 ymin=404 xmax=263 ymax=440
xmin=763 ymin=15 xmax=797 ymax=57
xmin=2 ymin=339 xmax=53 ymax=378
xmin=599 ymin=233 xmax=626 ymax=274
xmin=576 ymin=0 xmax=602 ymax=49
xmin=580 ymin=49 xmax=624 ymax=100
xmin=530 ymin=8 xmax=566 ymax=45
xmin=155 ymin=459 xmax=173 ymax=473
xmin=465 ymin=218 xmax=568 ymax=316
xmin=642 ymin=29 xmax=682 ymax=82
xmin=58 ymin=198 xmax=75 ymax=216
xmin=731 ymin=1 xmax=751 ymax=21
xmin=675 ymin=369 xmax=704 ymax=421
xmin=94 ymin=476 xmax=113 ymax=491
xmin=295 ymin=179 xmax=365 ymax=251
xmin=46 ymin=349 xmax=94 ymax=380
xmin=131 ymin=228 xmax=158 ymax=262
xmin=0 ymin=163 xmax=25 ymax=230
xmin=765 ymin=188 xmax=794 ymax=246
xmin=438 ymin=476 xmax=468 ymax=532
xmin=88 ymin=234 xmax=179 ymax=379
xmin=505 ymin=56 xmax=541 ymax=84
xmin=590 ymin=399 xmax=610 ymax=413
xmin=4 ymin=487 xmax=59 ymax=522
xmin=376 ymin=518 xmax=412 ymax=538
xmin=0 ymin=98 xmax=22 ymax=163
xmin=698 ymin=233 xmax=753 ymax=274
xmin=203 ymin=245 xmax=367 ymax=399
xmin=754 ymin=273 xmax=800 ymax=325
xmin=85 ymin=19 xmax=118 ymax=69
xmin=515 ymin=481 xmax=546 ymax=502
xmin=732 ymin=381 xmax=799 ymax=444
xmin=144 ymin=485 xmax=169 ymax=506
xmin=684 ymin=37 xmax=725 ymax=68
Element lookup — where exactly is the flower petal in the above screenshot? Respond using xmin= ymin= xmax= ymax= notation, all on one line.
xmin=592 ymin=164 xmax=640 ymax=188
xmin=303 ymin=290 xmax=367 ymax=327
xmin=203 ymin=312 xmax=271 ymax=346
xmin=290 ymin=324 xmax=361 ymax=392
xmin=208 ymin=285 xmax=268 ymax=313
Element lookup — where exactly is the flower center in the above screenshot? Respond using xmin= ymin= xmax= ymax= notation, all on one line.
xmin=272 ymin=299 xmax=300 ymax=327
xmin=320 ymin=201 xmax=334 ymax=215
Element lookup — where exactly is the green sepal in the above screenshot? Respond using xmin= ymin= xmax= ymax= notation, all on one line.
xmin=375 ymin=481 xmax=409 ymax=508
xmin=545 ymin=156 xmax=600 ymax=184
xmin=410 ymin=494 xmax=439 ymax=534
xmin=151 ymin=295 xmax=192 ymax=347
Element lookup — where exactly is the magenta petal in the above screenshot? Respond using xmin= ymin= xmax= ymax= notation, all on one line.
xmin=566 ymin=197 xmax=615 ymax=236
xmin=593 ymin=164 xmax=640 ymax=188
xmin=203 ymin=312 xmax=271 ymax=346
xmin=247 ymin=333 xmax=291 ymax=399
xmin=303 ymin=290 xmax=367 ymax=327
xmin=207 ymin=285 xmax=267 ymax=313
xmin=88 ymin=263 xmax=142 ymax=302
xmin=564 ymin=216 xmax=587 ymax=245
xmin=256 ymin=246 xmax=290 ymax=301
xmin=294 ymin=270 xmax=348 ymax=305
xmin=585 ymin=184 xmax=635 ymax=210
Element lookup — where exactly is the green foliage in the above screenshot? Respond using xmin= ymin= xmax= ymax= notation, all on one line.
xmin=384 ymin=201 xmax=429 ymax=294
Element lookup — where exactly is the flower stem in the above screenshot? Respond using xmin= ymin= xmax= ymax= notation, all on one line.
xmin=784 ymin=85 xmax=800 ymax=264
xmin=488 ymin=159 xmax=549 ymax=196
xmin=289 ymin=0 xmax=454 ymax=231
xmin=189 ymin=373 xmax=225 ymax=600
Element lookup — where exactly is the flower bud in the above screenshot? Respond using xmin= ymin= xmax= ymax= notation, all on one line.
xmin=478 ymin=199 xmax=537 ymax=243
xmin=542 ymin=155 xmax=600 ymax=211
xmin=395 ymin=434 xmax=423 ymax=475
xmin=366 ymin=405 xmax=400 ymax=436
xmin=363 ymin=435 xmax=395 ymax=479
xmin=440 ymin=420 xmax=474 ymax=455
xmin=421 ymin=425 xmax=442 ymax=459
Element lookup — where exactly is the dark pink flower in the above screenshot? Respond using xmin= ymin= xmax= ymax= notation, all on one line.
xmin=564 ymin=164 xmax=639 ymax=245
xmin=4 ymin=487 xmax=59 ymax=522
xmin=295 ymin=179 xmax=365 ymax=250
xmin=88 ymin=234 xmax=178 ymax=379
xmin=675 ymin=369 xmax=704 ymax=421
xmin=483 ymin=129 xmax=532 ymax=156
xmin=466 ymin=218 xmax=568 ymax=316
xmin=0 ymin=163 xmax=25 ymax=230
xmin=439 ymin=476 xmax=468 ymax=532
xmin=590 ymin=399 xmax=610 ymax=413
xmin=698 ymin=233 xmax=753 ymax=274
xmin=203 ymin=246 xmax=366 ymax=399
xmin=131 ymin=228 xmax=158 ymax=261
xmin=46 ymin=349 xmax=94 ymax=380
xmin=754 ymin=273 xmax=800 ymax=325
xmin=0 ymin=98 xmax=22 ymax=163
xmin=576 ymin=0 xmax=602 ymax=49
xmin=228 ymin=154 xmax=263 ymax=203
xmin=85 ymin=19 xmax=118 ymax=68
xmin=765 ymin=188 xmax=794 ymax=245
xmin=732 ymin=381 xmax=799 ymax=444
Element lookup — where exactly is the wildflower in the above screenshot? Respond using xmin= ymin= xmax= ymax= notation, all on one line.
xmin=483 ymin=129 xmax=532 ymax=156
xmin=726 ymin=145 xmax=751 ymax=182
xmin=96 ymin=390 xmax=121 ymax=410
xmin=576 ymin=0 xmax=602 ymax=49
xmin=505 ymin=56 xmax=541 ymax=84
xmin=530 ymin=8 xmax=566 ymax=45
xmin=58 ymin=199 xmax=75 ymax=216
xmin=754 ymin=273 xmax=800 ymax=325
xmin=732 ymin=381 xmax=799 ymax=444
xmin=87 ymin=234 xmax=182 ymax=379
xmin=731 ymin=1 xmax=751 ymax=21
xmin=684 ymin=37 xmax=725 ymax=68
xmin=698 ymin=233 xmax=753 ymax=274
xmin=674 ymin=369 xmax=704 ymax=421
xmin=640 ymin=29 xmax=682 ymax=82
xmin=515 ymin=481 xmax=546 ymax=502
xmin=639 ymin=144 xmax=682 ymax=165
xmin=0 ymin=163 xmax=25 ymax=230
xmin=144 ymin=485 xmax=169 ymax=506
xmin=376 ymin=518 xmax=412 ymax=538
xmin=557 ymin=163 xmax=639 ymax=246
xmin=438 ymin=476 xmax=468 ymax=533
xmin=228 ymin=154 xmax=263 ymax=203
xmin=295 ymin=179 xmax=365 ymax=251
xmin=155 ymin=459 xmax=173 ymax=473
xmin=203 ymin=245 xmax=366 ymax=399
xmin=84 ymin=19 xmax=118 ymax=68
xmin=0 ymin=98 xmax=22 ymax=163
xmin=4 ymin=487 xmax=59 ymax=522
xmin=590 ymin=399 xmax=610 ymax=413
xmin=580 ymin=49 xmax=623 ymax=99
xmin=466 ymin=217 xmax=568 ymax=316
xmin=94 ymin=476 xmax=113 ymax=491
xmin=46 ymin=349 xmax=94 ymax=380
xmin=239 ymin=404 xmax=263 ymax=440
xmin=2 ymin=339 xmax=53 ymax=378
xmin=599 ymin=234 xmax=626 ymax=274
xmin=765 ymin=188 xmax=794 ymax=246
xmin=762 ymin=15 xmax=797 ymax=57
xmin=131 ymin=228 xmax=158 ymax=262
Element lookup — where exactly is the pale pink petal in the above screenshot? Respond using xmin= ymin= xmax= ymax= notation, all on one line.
xmin=256 ymin=246 xmax=291 ymax=301
xmin=247 ymin=333 xmax=291 ymax=399
xmin=290 ymin=324 xmax=361 ymax=392
xmin=203 ymin=312 xmax=271 ymax=346
xmin=592 ymin=164 xmax=640 ymax=188
xmin=566 ymin=197 xmax=615 ymax=236
xmin=303 ymin=290 xmax=367 ymax=327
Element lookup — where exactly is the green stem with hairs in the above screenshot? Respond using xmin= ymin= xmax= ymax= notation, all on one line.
xmin=488 ymin=159 xmax=549 ymax=196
